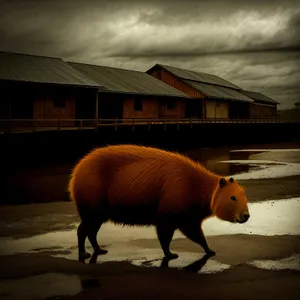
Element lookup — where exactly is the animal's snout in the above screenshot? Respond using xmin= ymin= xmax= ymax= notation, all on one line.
xmin=238 ymin=212 xmax=250 ymax=223
xmin=243 ymin=212 xmax=250 ymax=222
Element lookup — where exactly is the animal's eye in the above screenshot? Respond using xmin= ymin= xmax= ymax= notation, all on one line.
xmin=230 ymin=196 xmax=237 ymax=201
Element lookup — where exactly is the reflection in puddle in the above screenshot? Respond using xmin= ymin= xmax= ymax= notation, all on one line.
xmin=0 ymin=273 xmax=82 ymax=300
xmin=80 ymin=278 xmax=101 ymax=290
xmin=248 ymin=253 xmax=300 ymax=271
xmin=131 ymin=252 xmax=231 ymax=274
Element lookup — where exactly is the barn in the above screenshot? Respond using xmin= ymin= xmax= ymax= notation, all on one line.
xmin=67 ymin=62 xmax=188 ymax=122
xmin=0 ymin=51 xmax=101 ymax=132
xmin=239 ymin=90 xmax=279 ymax=118
xmin=146 ymin=64 xmax=256 ymax=119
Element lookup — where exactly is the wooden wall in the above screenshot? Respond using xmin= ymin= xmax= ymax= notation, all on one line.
xmin=150 ymin=68 xmax=206 ymax=99
xmin=229 ymin=102 xmax=250 ymax=119
xmin=149 ymin=67 xmax=212 ymax=119
xmin=206 ymin=99 xmax=229 ymax=118
xmin=158 ymin=98 xmax=185 ymax=119
xmin=122 ymin=96 xmax=185 ymax=119
xmin=123 ymin=97 xmax=158 ymax=119
xmin=34 ymin=96 xmax=75 ymax=126
xmin=250 ymin=103 xmax=277 ymax=118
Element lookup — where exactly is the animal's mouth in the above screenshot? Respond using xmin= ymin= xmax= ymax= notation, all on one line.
xmin=237 ymin=219 xmax=247 ymax=224
xmin=233 ymin=213 xmax=250 ymax=224
xmin=236 ymin=214 xmax=250 ymax=224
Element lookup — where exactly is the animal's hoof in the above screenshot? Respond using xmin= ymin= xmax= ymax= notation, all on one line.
xmin=165 ymin=253 xmax=179 ymax=260
xmin=205 ymin=249 xmax=216 ymax=256
xmin=79 ymin=251 xmax=91 ymax=260
xmin=95 ymin=248 xmax=108 ymax=255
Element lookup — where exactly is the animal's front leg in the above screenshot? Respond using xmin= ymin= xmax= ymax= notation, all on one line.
xmin=179 ymin=221 xmax=216 ymax=256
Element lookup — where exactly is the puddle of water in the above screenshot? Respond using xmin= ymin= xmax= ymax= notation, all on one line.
xmin=0 ymin=273 xmax=82 ymax=300
xmin=248 ymin=253 xmax=300 ymax=271
xmin=219 ymin=160 xmax=300 ymax=179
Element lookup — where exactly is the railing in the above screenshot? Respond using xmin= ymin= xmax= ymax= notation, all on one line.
xmin=0 ymin=117 xmax=299 ymax=133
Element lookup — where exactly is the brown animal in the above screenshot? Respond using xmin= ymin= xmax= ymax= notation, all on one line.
xmin=68 ymin=144 xmax=250 ymax=261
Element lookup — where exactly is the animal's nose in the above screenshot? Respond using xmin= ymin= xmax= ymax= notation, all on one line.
xmin=243 ymin=213 xmax=250 ymax=221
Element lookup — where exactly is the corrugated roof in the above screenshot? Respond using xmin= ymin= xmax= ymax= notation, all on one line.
xmin=153 ymin=64 xmax=243 ymax=90
xmin=240 ymin=90 xmax=280 ymax=104
xmin=0 ymin=51 xmax=101 ymax=88
xmin=68 ymin=62 xmax=188 ymax=98
xmin=184 ymin=80 xmax=254 ymax=103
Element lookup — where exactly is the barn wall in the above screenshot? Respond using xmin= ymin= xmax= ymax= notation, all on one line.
xmin=148 ymin=68 xmax=205 ymax=99
xmin=250 ymin=103 xmax=277 ymax=118
xmin=123 ymin=96 xmax=159 ymax=119
xmin=206 ymin=99 xmax=229 ymax=118
xmin=34 ymin=87 xmax=76 ymax=126
xmin=229 ymin=102 xmax=250 ymax=119
xmin=158 ymin=98 xmax=185 ymax=119
xmin=150 ymin=69 xmax=161 ymax=80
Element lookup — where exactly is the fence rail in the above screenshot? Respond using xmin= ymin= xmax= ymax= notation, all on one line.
xmin=0 ymin=117 xmax=300 ymax=133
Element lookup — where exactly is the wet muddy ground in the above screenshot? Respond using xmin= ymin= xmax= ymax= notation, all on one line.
xmin=0 ymin=142 xmax=300 ymax=300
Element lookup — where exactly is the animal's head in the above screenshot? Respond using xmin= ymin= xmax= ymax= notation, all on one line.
xmin=211 ymin=177 xmax=250 ymax=224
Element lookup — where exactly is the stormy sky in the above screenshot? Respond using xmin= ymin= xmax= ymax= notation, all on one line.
xmin=1 ymin=0 xmax=300 ymax=109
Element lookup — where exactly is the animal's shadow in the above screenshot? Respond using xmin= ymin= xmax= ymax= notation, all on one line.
xmin=87 ymin=251 xmax=214 ymax=274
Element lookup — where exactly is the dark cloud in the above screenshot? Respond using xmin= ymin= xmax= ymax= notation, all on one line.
xmin=0 ymin=0 xmax=299 ymax=109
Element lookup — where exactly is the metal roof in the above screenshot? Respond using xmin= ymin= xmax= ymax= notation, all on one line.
xmin=68 ymin=62 xmax=188 ymax=98
xmin=0 ymin=51 xmax=101 ymax=88
xmin=152 ymin=64 xmax=243 ymax=90
xmin=184 ymin=80 xmax=254 ymax=103
xmin=240 ymin=90 xmax=280 ymax=104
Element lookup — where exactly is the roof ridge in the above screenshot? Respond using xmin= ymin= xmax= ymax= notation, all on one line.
xmin=0 ymin=50 xmax=62 ymax=61
xmin=155 ymin=63 xmax=243 ymax=90
xmin=158 ymin=63 xmax=215 ymax=77
xmin=68 ymin=61 xmax=145 ymax=74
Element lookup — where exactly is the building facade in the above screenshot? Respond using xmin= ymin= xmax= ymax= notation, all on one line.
xmin=68 ymin=62 xmax=188 ymax=122
xmin=0 ymin=52 xmax=100 ymax=132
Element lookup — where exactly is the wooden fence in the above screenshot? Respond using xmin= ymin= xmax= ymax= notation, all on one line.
xmin=0 ymin=117 xmax=300 ymax=133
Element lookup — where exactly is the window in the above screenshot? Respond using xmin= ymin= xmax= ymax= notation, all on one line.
xmin=54 ymin=98 xmax=66 ymax=108
xmin=166 ymin=99 xmax=176 ymax=110
xmin=134 ymin=99 xmax=143 ymax=111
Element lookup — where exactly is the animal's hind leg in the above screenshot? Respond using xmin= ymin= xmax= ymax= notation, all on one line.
xmin=77 ymin=221 xmax=91 ymax=261
xmin=156 ymin=223 xmax=178 ymax=259
xmin=87 ymin=220 xmax=108 ymax=255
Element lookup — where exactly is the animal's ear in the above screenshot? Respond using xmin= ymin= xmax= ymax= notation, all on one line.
xmin=219 ymin=177 xmax=227 ymax=188
xmin=229 ymin=177 xmax=234 ymax=183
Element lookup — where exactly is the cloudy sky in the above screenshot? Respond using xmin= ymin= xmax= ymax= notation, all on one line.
xmin=1 ymin=0 xmax=300 ymax=109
